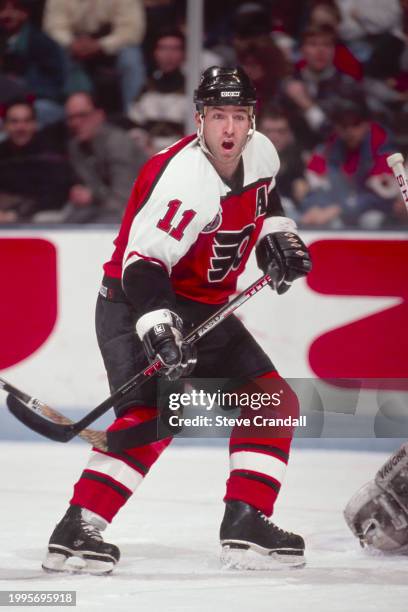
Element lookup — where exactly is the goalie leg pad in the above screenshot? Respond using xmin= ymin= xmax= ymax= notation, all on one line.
xmin=344 ymin=480 xmax=408 ymax=553
xmin=375 ymin=442 xmax=408 ymax=514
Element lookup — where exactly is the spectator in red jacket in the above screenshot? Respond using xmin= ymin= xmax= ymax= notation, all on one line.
xmin=299 ymin=94 xmax=402 ymax=228
xmin=307 ymin=1 xmax=363 ymax=80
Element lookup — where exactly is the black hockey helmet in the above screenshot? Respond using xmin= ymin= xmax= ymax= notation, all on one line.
xmin=194 ymin=66 xmax=257 ymax=113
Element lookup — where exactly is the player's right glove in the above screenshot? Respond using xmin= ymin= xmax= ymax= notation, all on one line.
xmin=136 ymin=309 xmax=197 ymax=381
xmin=256 ymin=232 xmax=312 ymax=294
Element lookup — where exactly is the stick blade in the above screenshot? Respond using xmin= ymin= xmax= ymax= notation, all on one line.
xmin=6 ymin=394 xmax=73 ymax=442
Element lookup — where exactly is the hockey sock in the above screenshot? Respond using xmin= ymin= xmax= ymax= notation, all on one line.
xmin=70 ymin=406 xmax=172 ymax=522
xmin=224 ymin=372 xmax=299 ymax=516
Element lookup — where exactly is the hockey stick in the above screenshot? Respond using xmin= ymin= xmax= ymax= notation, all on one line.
xmin=1 ymin=273 xmax=274 ymax=450
xmin=387 ymin=153 xmax=408 ymax=212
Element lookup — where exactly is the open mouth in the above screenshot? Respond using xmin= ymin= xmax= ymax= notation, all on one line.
xmin=222 ymin=141 xmax=234 ymax=150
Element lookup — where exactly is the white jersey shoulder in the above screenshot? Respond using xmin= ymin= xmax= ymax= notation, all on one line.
xmin=123 ymin=138 xmax=226 ymax=276
xmin=243 ymin=131 xmax=280 ymax=191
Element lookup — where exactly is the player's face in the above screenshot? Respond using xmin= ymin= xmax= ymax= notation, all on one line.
xmin=199 ymin=106 xmax=251 ymax=163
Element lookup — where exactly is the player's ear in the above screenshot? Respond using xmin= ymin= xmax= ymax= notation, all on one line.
xmin=194 ymin=112 xmax=202 ymax=128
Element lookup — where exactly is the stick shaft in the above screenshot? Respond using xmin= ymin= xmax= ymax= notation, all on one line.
xmin=69 ymin=273 xmax=272 ymax=434
xmin=2 ymin=273 xmax=272 ymax=442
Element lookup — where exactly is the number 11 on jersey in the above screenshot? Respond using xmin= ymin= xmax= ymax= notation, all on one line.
xmin=157 ymin=200 xmax=197 ymax=241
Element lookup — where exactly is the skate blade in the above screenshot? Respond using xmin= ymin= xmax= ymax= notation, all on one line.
xmin=42 ymin=552 xmax=115 ymax=575
xmin=221 ymin=543 xmax=305 ymax=570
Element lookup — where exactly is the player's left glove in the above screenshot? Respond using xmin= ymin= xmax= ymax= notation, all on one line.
xmin=256 ymin=232 xmax=312 ymax=294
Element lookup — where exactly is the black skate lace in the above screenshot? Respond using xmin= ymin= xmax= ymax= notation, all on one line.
xmin=80 ymin=520 xmax=103 ymax=542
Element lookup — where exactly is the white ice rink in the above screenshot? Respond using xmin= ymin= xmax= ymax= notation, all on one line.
xmin=1 ymin=442 xmax=407 ymax=612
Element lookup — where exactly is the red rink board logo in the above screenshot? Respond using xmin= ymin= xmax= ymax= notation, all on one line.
xmin=1 ymin=236 xmax=407 ymax=387
xmin=0 ymin=238 xmax=57 ymax=369
xmin=307 ymin=239 xmax=408 ymax=383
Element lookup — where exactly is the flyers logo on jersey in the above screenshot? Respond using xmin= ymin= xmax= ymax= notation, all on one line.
xmin=208 ymin=224 xmax=255 ymax=282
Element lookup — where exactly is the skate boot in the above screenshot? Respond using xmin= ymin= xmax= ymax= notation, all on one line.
xmin=42 ymin=505 xmax=120 ymax=574
xmin=220 ymin=500 xmax=305 ymax=569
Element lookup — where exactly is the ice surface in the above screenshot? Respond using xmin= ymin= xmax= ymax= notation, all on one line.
xmin=1 ymin=442 xmax=407 ymax=612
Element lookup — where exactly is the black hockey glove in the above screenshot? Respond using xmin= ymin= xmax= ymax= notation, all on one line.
xmin=137 ymin=310 xmax=197 ymax=381
xmin=256 ymin=232 xmax=312 ymax=295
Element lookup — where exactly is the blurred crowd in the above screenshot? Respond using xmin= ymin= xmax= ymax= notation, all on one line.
xmin=0 ymin=0 xmax=407 ymax=228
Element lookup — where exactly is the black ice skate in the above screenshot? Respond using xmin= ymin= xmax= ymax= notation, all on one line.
xmin=42 ymin=505 xmax=120 ymax=575
xmin=220 ymin=500 xmax=305 ymax=569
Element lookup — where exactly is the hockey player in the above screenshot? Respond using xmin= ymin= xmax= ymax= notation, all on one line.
xmin=344 ymin=441 xmax=408 ymax=554
xmin=42 ymin=67 xmax=312 ymax=574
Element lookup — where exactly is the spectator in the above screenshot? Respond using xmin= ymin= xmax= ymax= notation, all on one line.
xmin=127 ymin=119 xmax=184 ymax=158
xmin=401 ymin=0 xmax=408 ymax=71
xmin=62 ymin=92 xmax=146 ymax=223
xmin=0 ymin=73 xmax=29 ymax=119
xmin=128 ymin=28 xmax=186 ymax=132
xmin=307 ymin=1 xmax=363 ymax=80
xmin=363 ymin=33 xmax=408 ymax=120
xmin=269 ymin=0 xmax=308 ymax=41
xmin=0 ymin=0 xmax=65 ymax=126
xmin=258 ymin=106 xmax=308 ymax=212
xmin=203 ymin=0 xmax=237 ymax=57
xmin=0 ymin=100 xmax=72 ymax=223
xmin=43 ymin=0 xmax=146 ymax=113
xmin=336 ymin=0 xmax=402 ymax=62
xmin=147 ymin=120 xmax=183 ymax=154
xmin=283 ymin=25 xmax=358 ymax=145
xmin=0 ymin=32 xmax=31 ymax=120
xmin=143 ymin=0 xmax=185 ymax=62
xmin=237 ymin=39 xmax=292 ymax=112
xmin=232 ymin=1 xmax=272 ymax=45
xmin=299 ymin=95 xmax=401 ymax=229
xmin=309 ymin=0 xmax=341 ymax=29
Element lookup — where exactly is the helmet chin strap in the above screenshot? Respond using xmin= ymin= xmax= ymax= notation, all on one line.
xmin=197 ymin=109 xmax=256 ymax=161
xmin=197 ymin=113 xmax=214 ymax=158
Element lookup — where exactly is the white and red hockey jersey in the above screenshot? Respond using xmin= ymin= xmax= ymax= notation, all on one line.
xmin=104 ymin=131 xmax=291 ymax=304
